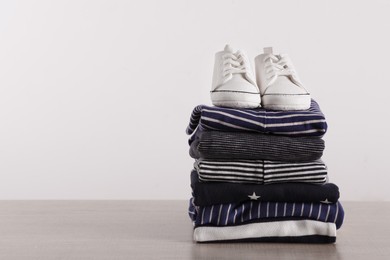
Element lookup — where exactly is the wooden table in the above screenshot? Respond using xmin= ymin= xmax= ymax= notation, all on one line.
xmin=0 ymin=201 xmax=388 ymax=259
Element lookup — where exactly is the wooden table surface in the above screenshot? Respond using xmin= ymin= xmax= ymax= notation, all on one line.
xmin=0 ymin=201 xmax=388 ymax=259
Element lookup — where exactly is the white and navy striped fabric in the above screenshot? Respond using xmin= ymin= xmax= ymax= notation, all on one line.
xmin=188 ymin=198 xmax=344 ymax=229
xmin=195 ymin=159 xmax=327 ymax=184
xmin=186 ymin=99 xmax=327 ymax=137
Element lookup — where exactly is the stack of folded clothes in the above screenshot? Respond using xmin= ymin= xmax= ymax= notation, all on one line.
xmin=186 ymin=101 xmax=344 ymax=243
xmin=186 ymin=45 xmax=344 ymax=243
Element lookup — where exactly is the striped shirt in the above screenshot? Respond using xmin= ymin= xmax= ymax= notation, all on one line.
xmin=186 ymin=99 xmax=327 ymax=137
xmin=195 ymin=159 xmax=327 ymax=184
xmin=188 ymin=198 xmax=344 ymax=229
xmin=189 ymin=130 xmax=325 ymax=162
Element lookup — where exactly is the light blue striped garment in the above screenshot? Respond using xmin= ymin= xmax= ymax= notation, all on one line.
xmin=186 ymin=99 xmax=327 ymax=137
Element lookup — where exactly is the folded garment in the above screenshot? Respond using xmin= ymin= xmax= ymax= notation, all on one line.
xmin=189 ymin=130 xmax=325 ymax=162
xmin=195 ymin=159 xmax=327 ymax=184
xmin=193 ymin=220 xmax=336 ymax=243
xmin=186 ymin=99 xmax=327 ymax=137
xmin=188 ymin=198 xmax=344 ymax=229
xmin=191 ymin=171 xmax=339 ymax=206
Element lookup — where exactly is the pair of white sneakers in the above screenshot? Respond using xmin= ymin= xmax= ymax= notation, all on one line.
xmin=211 ymin=45 xmax=311 ymax=110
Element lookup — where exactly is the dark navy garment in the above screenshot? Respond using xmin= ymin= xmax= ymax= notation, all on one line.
xmin=191 ymin=171 xmax=339 ymax=206
xmin=189 ymin=129 xmax=325 ymax=162
xmin=188 ymin=198 xmax=344 ymax=229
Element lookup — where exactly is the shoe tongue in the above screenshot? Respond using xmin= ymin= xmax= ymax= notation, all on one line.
xmin=232 ymin=74 xmax=245 ymax=80
xmin=224 ymin=44 xmax=234 ymax=53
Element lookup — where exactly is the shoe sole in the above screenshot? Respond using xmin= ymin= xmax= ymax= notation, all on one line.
xmin=262 ymin=94 xmax=311 ymax=110
xmin=211 ymin=91 xmax=261 ymax=108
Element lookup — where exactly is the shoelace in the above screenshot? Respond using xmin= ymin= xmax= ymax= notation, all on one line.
xmin=264 ymin=54 xmax=297 ymax=85
xmin=222 ymin=51 xmax=248 ymax=79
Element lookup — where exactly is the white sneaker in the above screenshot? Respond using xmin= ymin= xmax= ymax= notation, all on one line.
xmin=211 ymin=44 xmax=261 ymax=108
xmin=254 ymin=47 xmax=311 ymax=110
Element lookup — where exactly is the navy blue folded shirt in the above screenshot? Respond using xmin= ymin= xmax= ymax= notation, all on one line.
xmin=188 ymin=198 xmax=344 ymax=229
xmin=191 ymin=171 xmax=340 ymax=206
xmin=186 ymin=99 xmax=327 ymax=137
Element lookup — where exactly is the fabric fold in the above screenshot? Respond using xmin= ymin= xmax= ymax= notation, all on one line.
xmin=195 ymin=159 xmax=328 ymax=184
xmin=191 ymin=170 xmax=339 ymax=206
xmin=188 ymin=198 xmax=344 ymax=229
xmin=186 ymin=99 xmax=327 ymax=137
xmin=189 ymin=130 xmax=324 ymax=162
xmin=193 ymin=220 xmax=337 ymax=243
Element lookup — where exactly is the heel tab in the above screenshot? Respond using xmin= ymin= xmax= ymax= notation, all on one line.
xmin=224 ymin=44 xmax=234 ymax=52
xmin=263 ymin=47 xmax=273 ymax=54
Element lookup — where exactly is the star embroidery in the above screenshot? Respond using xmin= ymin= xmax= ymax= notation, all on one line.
xmin=248 ymin=192 xmax=260 ymax=200
xmin=320 ymin=198 xmax=332 ymax=204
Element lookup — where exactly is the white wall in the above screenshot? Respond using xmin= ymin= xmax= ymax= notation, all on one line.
xmin=0 ymin=0 xmax=389 ymax=200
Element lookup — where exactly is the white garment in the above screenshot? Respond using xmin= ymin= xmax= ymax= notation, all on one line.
xmin=193 ymin=219 xmax=336 ymax=242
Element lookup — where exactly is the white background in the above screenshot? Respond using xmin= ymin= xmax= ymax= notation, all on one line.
xmin=0 ymin=0 xmax=389 ymax=200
